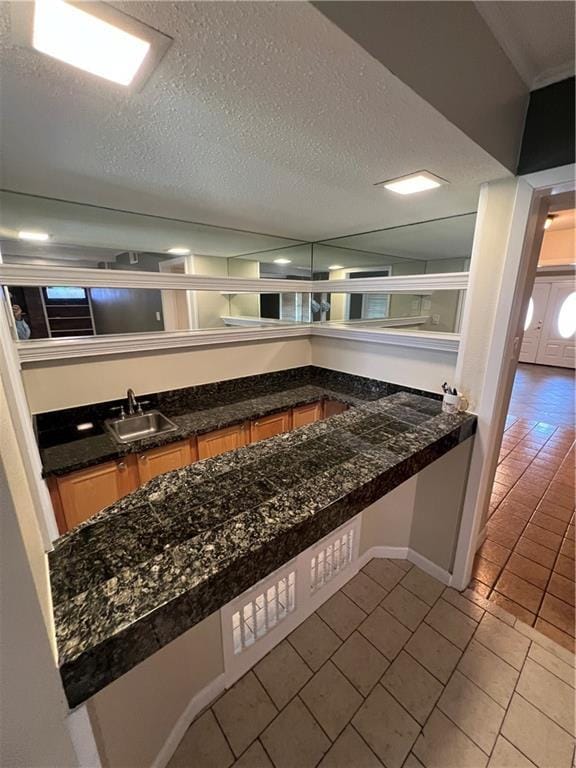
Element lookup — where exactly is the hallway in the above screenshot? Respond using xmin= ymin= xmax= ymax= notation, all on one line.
xmin=470 ymin=364 xmax=575 ymax=651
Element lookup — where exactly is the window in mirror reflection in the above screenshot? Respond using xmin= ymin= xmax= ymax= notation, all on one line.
xmin=316 ymin=291 xmax=466 ymax=333
xmin=7 ymin=286 xmax=312 ymax=339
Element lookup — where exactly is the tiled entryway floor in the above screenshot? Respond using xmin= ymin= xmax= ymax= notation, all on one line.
xmin=470 ymin=364 xmax=575 ymax=651
xmin=168 ymin=559 xmax=575 ymax=768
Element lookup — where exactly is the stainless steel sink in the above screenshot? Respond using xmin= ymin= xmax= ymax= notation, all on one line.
xmin=105 ymin=411 xmax=178 ymax=444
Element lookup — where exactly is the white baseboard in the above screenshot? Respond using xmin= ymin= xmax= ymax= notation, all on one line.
xmin=475 ymin=525 xmax=487 ymax=550
xmin=358 ymin=545 xmax=451 ymax=585
xmin=67 ymin=705 xmax=102 ymax=768
xmin=152 ymin=673 xmax=226 ymax=768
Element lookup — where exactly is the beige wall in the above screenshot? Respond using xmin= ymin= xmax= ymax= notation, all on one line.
xmin=88 ymin=612 xmax=223 ymax=768
xmin=311 ymin=336 xmax=456 ymax=394
xmin=0 ymin=375 xmax=78 ymax=767
xmin=411 ymin=438 xmax=473 ymax=570
xmin=538 ymin=227 xmax=576 ymax=267
xmin=359 ymin=477 xmax=416 ymax=553
xmin=22 ymin=337 xmax=312 ymax=413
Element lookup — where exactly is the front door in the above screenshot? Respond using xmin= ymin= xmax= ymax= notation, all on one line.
xmin=519 ymin=282 xmax=551 ymax=363
xmin=536 ymin=283 xmax=576 ymax=368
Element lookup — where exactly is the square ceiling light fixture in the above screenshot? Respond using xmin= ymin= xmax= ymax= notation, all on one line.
xmin=11 ymin=0 xmax=172 ymax=90
xmin=375 ymin=171 xmax=448 ymax=195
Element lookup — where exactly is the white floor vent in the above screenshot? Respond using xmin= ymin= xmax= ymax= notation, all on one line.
xmin=310 ymin=528 xmax=355 ymax=594
xmin=222 ymin=515 xmax=361 ymax=686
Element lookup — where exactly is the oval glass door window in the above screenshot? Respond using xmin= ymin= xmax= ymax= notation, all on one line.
xmin=524 ymin=297 xmax=534 ymax=331
xmin=558 ymin=292 xmax=576 ymax=338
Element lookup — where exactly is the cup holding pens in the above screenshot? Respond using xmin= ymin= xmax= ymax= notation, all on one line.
xmin=442 ymin=392 xmax=468 ymax=414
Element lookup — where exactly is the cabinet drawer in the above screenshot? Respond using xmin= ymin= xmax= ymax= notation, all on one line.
xmin=292 ymin=401 xmax=322 ymax=428
xmin=197 ymin=423 xmax=250 ymax=460
xmin=250 ymin=410 xmax=292 ymax=442
xmin=54 ymin=456 xmax=139 ymax=532
xmin=137 ymin=439 xmax=197 ymax=484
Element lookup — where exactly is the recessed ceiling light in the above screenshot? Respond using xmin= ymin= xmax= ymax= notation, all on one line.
xmin=329 ymin=265 xmax=344 ymax=270
xmin=167 ymin=247 xmax=191 ymax=256
xmin=18 ymin=230 xmax=50 ymax=242
xmin=11 ymin=0 xmax=172 ymax=91
xmin=274 ymin=258 xmax=292 ymax=264
xmin=376 ymin=171 xmax=447 ymax=195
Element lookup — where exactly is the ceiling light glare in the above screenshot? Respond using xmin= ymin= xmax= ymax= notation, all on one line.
xmin=328 ymin=265 xmax=344 ymax=270
xmin=166 ymin=247 xmax=191 ymax=255
xmin=378 ymin=171 xmax=446 ymax=195
xmin=544 ymin=216 xmax=555 ymax=230
xmin=18 ymin=230 xmax=50 ymax=241
xmin=273 ymin=258 xmax=292 ymax=264
xmin=32 ymin=0 xmax=151 ymax=86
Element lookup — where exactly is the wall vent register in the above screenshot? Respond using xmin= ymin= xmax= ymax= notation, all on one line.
xmin=232 ymin=571 xmax=296 ymax=655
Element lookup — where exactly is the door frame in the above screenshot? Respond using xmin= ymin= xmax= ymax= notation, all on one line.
xmin=450 ymin=164 xmax=575 ymax=590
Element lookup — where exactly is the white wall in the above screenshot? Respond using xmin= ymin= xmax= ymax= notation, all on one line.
xmin=22 ymin=338 xmax=312 ymax=413
xmin=311 ymin=336 xmax=456 ymax=394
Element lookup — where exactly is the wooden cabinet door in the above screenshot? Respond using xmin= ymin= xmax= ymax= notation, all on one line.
xmin=197 ymin=423 xmax=250 ymax=460
xmin=292 ymin=402 xmax=322 ymax=428
xmin=55 ymin=456 xmax=139 ymax=532
xmin=250 ymin=410 xmax=292 ymax=443
xmin=323 ymin=399 xmax=348 ymax=418
xmin=137 ymin=439 xmax=196 ymax=484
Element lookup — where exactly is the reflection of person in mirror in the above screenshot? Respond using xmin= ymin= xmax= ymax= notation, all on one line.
xmin=12 ymin=304 xmax=31 ymax=340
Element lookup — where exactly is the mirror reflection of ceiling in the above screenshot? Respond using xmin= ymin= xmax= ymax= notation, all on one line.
xmin=0 ymin=191 xmax=302 ymax=261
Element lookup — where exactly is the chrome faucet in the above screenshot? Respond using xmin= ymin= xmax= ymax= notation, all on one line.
xmin=126 ymin=388 xmax=140 ymax=416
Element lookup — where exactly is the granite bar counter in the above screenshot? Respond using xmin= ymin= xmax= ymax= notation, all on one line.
xmin=47 ymin=379 xmax=476 ymax=708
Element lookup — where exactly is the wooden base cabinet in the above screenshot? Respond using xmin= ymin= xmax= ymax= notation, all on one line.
xmin=197 ymin=423 xmax=250 ymax=460
xmin=250 ymin=410 xmax=292 ymax=442
xmin=292 ymin=401 xmax=323 ymax=428
xmin=137 ymin=439 xmax=197 ymax=484
xmin=49 ymin=457 xmax=139 ymax=534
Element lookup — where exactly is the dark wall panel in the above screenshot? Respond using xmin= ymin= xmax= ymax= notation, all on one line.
xmin=518 ymin=77 xmax=575 ymax=175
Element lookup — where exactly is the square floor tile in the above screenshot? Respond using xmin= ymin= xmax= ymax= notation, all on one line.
xmin=437 ymin=670 xmax=505 ymax=754
xmin=528 ymin=642 xmax=575 ymax=688
xmin=381 ymin=585 xmax=430 ymax=631
xmin=316 ymin=591 xmax=367 ymax=640
xmin=502 ymin=693 xmax=574 ymax=768
xmin=254 ymin=640 xmax=312 ymax=710
xmin=442 ymin=588 xmax=485 ymax=622
xmin=474 ymin=613 xmax=530 ymax=670
xmin=473 ymin=555 xmax=504 ymax=587
xmin=234 ymin=740 xmax=273 ymax=768
xmin=332 ymin=631 xmax=389 ymax=696
xmin=516 ymin=657 xmax=575 ymax=736
xmin=288 ymin=613 xmax=341 ymax=671
xmin=532 ymin=618 xmax=575 ymax=654
xmin=424 ymin=598 xmax=477 ymax=650
xmin=168 ymin=710 xmax=234 ymax=768
xmin=495 ymin=571 xmax=543 ymax=613
xmin=404 ymin=623 xmax=461 ymax=683
xmin=457 ymin=639 xmax=519 ymax=709
xmin=539 ymin=593 xmax=575 ymax=637
xmin=358 ymin=606 xmax=411 ymax=661
xmin=524 ymin=523 xmax=562 ymax=552
xmin=318 ymin=725 xmax=383 ymax=768
xmin=531 ymin=510 xmax=569 ymax=537
xmin=300 ymin=661 xmax=363 ymax=741
xmin=213 ymin=672 xmax=277 ymax=757
xmin=477 ymin=539 xmax=511 ymax=567
xmin=400 ymin=567 xmax=444 ymax=606
xmin=261 ymin=697 xmax=330 ymax=768
xmin=353 ymin=685 xmax=419 ymax=768
xmin=547 ymin=572 xmax=575 ymax=605
xmin=505 ymin=552 xmax=551 ymax=589
xmin=487 ymin=736 xmax=537 ymax=768
xmin=403 ymin=754 xmax=425 ymax=768
xmin=341 ymin=571 xmax=387 ymax=613
xmin=560 ymin=537 xmax=575 ymax=561
xmin=554 ymin=554 xmax=575 ymax=581
xmin=381 ymin=651 xmax=442 ymax=725
xmin=514 ymin=537 xmax=557 ymax=568
xmin=413 ymin=709 xmax=488 ymax=768
xmin=362 ymin=559 xmax=405 ymax=591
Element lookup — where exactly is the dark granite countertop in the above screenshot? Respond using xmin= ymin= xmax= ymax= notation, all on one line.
xmin=48 ymin=386 xmax=476 ymax=708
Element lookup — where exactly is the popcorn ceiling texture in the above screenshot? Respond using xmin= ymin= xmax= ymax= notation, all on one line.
xmin=0 ymin=2 xmax=507 ymax=240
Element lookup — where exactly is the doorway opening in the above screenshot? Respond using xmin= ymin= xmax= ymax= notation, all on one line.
xmin=469 ymin=202 xmax=575 ymax=652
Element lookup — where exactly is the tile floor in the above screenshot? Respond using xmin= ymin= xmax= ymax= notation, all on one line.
xmin=470 ymin=364 xmax=575 ymax=651
xmin=168 ymin=559 xmax=576 ymax=768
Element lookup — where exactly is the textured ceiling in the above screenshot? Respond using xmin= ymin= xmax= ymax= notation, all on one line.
xmin=475 ymin=1 xmax=575 ymax=89
xmin=0 ymin=2 xmax=508 ymax=241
